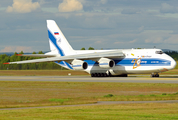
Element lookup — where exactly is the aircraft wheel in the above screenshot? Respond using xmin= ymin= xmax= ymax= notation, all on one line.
xmin=91 ymin=73 xmax=110 ymax=77
xmin=100 ymin=73 xmax=103 ymax=77
xmin=91 ymin=73 xmax=95 ymax=77
xmin=118 ymin=74 xmax=127 ymax=77
xmin=151 ymin=73 xmax=159 ymax=77
xmin=155 ymin=74 xmax=159 ymax=77
xmin=104 ymin=73 xmax=108 ymax=77
xmin=94 ymin=73 xmax=98 ymax=77
xmin=151 ymin=74 xmax=155 ymax=77
xmin=122 ymin=74 xmax=128 ymax=77
xmin=151 ymin=73 xmax=155 ymax=77
xmin=101 ymin=73 xmax=105 ymax=77
xmin=97 ymin=73 xmax=101 ymax=77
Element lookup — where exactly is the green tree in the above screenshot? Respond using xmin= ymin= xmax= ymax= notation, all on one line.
xmin=38 ymin=51 xmax=44 ymax=54
xmin=81 ymin=47 xmax=85 ymax=50
xmin=88 ymin=47 xmax=94 ymax=50
xmin=32 ymin=52 xmax=36 ymax=54
xmin=19 ymin=51 xmax=24 ymax=54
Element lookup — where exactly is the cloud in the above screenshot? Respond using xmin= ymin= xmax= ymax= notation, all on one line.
xmin=138 ymin=26 xmax=144 ymax=32
xmin=114 ymin=41 xmax=124 ymax=44
xmin=129 ymin=39 xmax=137 ymax=43
xmin=114 ymin=39 xmax=137 ymax=45
xmin=38 ymin=0 xmax=46 ymax=5
xmin=160 ymin=3 xmax=177 ymax=13
xmin=145 ymin=34 xmax=178 ymax=45
xmin=145 ymin=37 xmax=163 ymax=44
xmin=0 ymin=46 xmax=32 ymax=52
xmin=164 ymin=35 xmax=178 ymax=44
xmin=121 ymin=8 xmax=140 ymax=14
xmin=100 ymin=0 xmax=107 ymax=4
xmin=6 ymin=0 xmax=40 ymax=13
xmin=58 ymin=0 xmax=83 ymax=12
xmin=95 ymin=40 xmax=102 ymax=44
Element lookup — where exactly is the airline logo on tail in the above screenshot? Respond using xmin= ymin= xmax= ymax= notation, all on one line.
xmin=54 ymin=32 xmax=59 ymax=35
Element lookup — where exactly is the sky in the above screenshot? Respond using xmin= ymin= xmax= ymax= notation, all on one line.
xmin=1 ymin=0 xmax=178 ymax=52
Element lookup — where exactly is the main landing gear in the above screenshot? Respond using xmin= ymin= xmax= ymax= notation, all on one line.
xmin=91 ymin=73 xmax=128 ymax=77
xmin=91 ymin=73 xmax=108 ymax=77
xmin=151 ymin=73 xmax=159 ymax=77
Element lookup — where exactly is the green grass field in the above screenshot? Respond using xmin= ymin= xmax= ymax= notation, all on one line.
xmin=0 ymin=82 xmax=178 ymax=119
xmin=0 ymin=103 xmax=178 ymax=120
xmin=0 ymin=69 xmax=178 ymax=119
xmin=0 ymin=81 xmax=178 ymax=108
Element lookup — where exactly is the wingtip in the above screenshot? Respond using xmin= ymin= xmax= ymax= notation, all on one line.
xmin=3 ymin=63 xmax=9 ymax=64
xmin=16 ymin=54 xmax=22 ymax=56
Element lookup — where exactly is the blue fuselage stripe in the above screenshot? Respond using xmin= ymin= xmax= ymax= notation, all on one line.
xmin=83 ymin=58 xmax=171 ymax=66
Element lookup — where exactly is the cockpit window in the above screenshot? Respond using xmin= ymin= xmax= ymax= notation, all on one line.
xmin=155 ymin=51 xmax=163 ymax=54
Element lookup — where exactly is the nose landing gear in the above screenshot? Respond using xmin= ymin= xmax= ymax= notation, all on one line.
xmin=151 ymin=73 xmax=159 ymax=77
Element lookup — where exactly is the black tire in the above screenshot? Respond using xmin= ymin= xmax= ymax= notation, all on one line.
xmin=123 ymin=74 xmax=128 ymax=77
xmin=155 ymin=74 xmax=159 ymax=77
xmin=151 ymin=74 xmax=155 ymax=77
xmin=95 ymin=73 xmax=98 ymax=77
xmin=104 ymin=73 xmax=108 ymax=77
xmin=101 ymin=73 xmax=105 ymax=77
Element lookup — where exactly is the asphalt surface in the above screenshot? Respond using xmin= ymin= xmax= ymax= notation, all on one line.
xmin=0 ymin=76 xmax=178 ymax=83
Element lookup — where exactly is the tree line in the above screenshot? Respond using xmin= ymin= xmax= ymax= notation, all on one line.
xmin=0 ymin=51 xmax=63 ymax=70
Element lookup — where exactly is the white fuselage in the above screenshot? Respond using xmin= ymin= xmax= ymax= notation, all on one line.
xmin=54 ymin=48 xmax=176 ymax=75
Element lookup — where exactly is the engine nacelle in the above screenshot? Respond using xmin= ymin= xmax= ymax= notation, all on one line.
xmin=71 ymin=59 xmax=88 ymax=70
xmin=98 ymin=58 xmax=115 ymax=69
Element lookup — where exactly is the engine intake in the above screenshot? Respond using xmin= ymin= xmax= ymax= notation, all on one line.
xmin=98 ymin=58 xmax=115 ymax=69
xmin=71 ymin=59 xmax=88 ymax=70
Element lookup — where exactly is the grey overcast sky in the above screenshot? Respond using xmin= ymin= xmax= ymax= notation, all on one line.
xmin=0 ymin=0 xmax=178 ymax=52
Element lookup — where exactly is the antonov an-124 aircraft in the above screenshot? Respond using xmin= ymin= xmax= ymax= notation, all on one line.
xmin=4 ymin=20 xmax=176 ymax=77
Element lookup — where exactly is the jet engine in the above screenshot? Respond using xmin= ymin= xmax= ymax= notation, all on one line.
xmin=71 ymin=59 xmax=88 ymax=70
xmin=98 ymin=58 xmax=115 ymax=69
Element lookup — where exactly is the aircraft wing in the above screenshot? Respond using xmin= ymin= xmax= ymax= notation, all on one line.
xmin=4 ymin=50 xmax=124 ymax=64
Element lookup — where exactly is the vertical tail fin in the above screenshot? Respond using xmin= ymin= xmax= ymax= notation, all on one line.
xmin=47 ymin=20 xmax=74 ymax=56
xmin=47 ymin=20 xmax=74 ymax=70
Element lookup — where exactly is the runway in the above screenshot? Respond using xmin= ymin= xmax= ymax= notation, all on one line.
xmin=0 ymin=76 xmax=178 ymax=83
